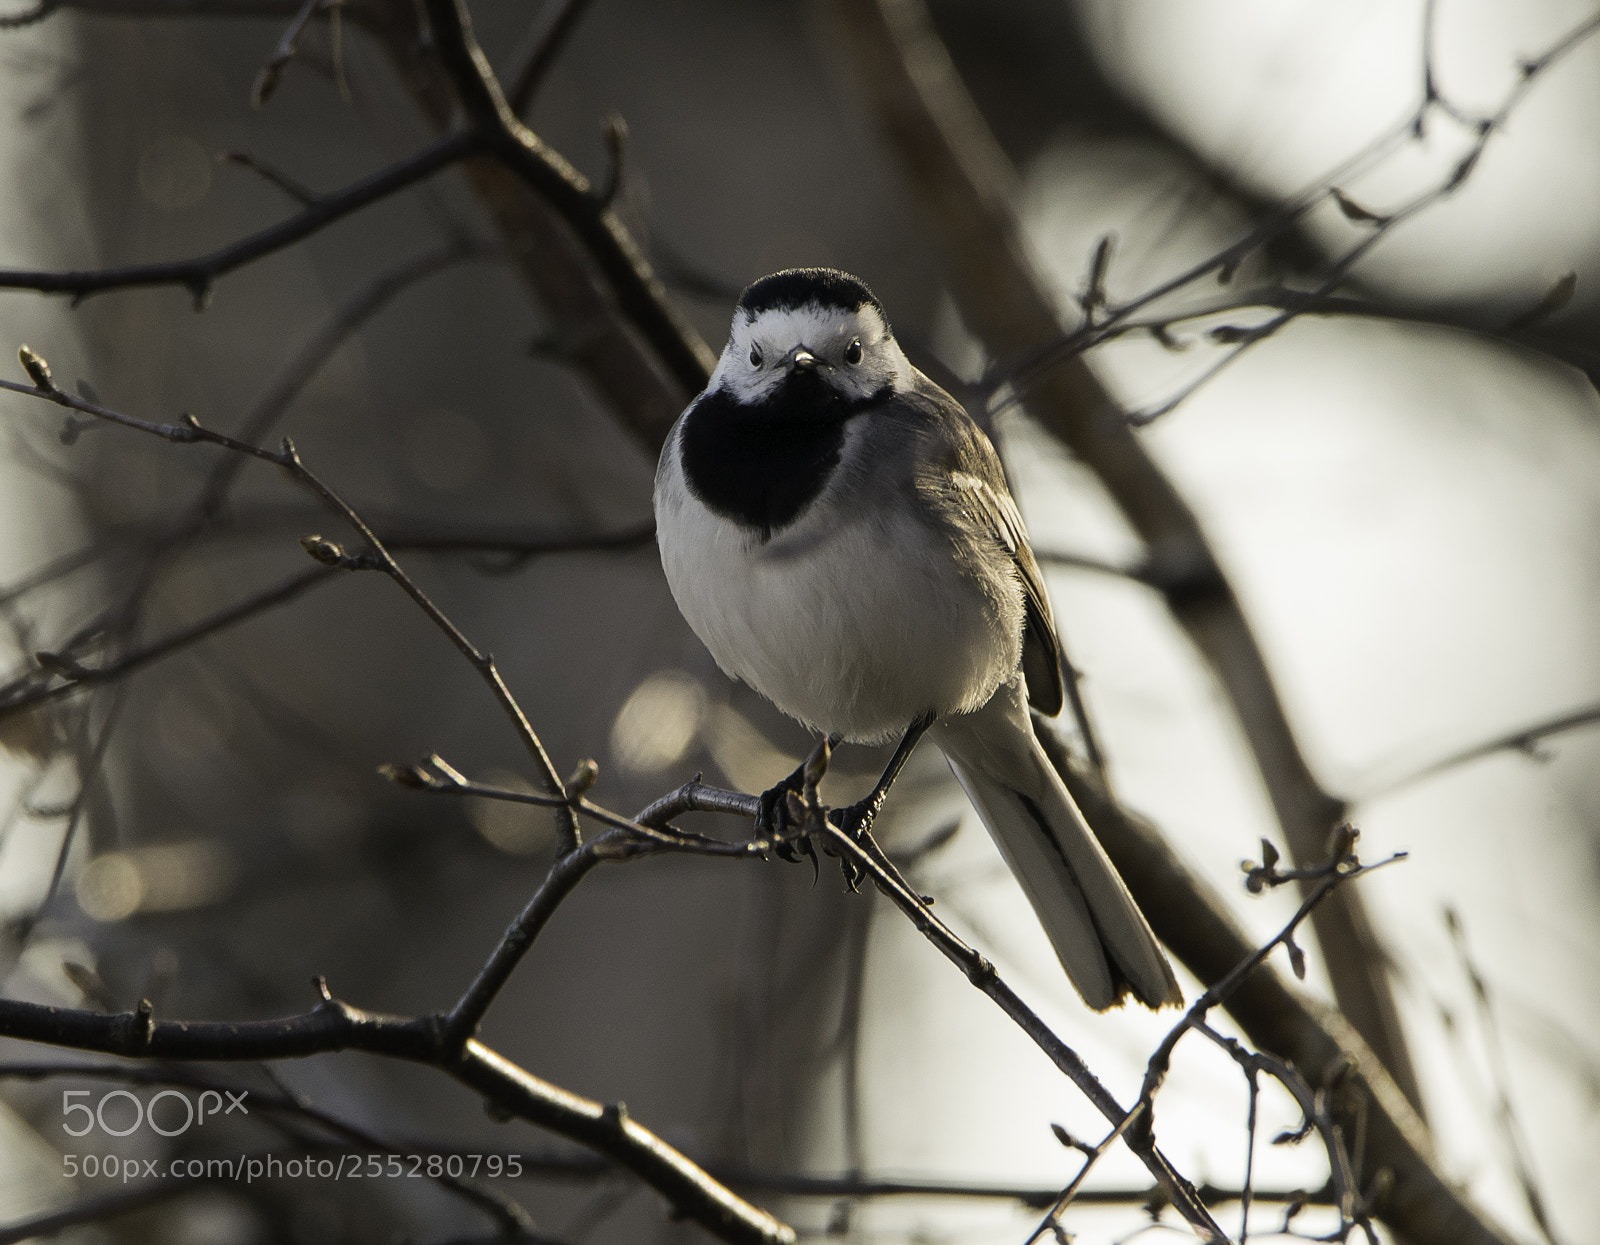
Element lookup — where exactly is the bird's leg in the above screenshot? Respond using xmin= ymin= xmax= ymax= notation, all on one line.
xmin=830 ymin=712 xmax=936 ymax=845
xmin=761 ymin=733 xmax=843 ymax=866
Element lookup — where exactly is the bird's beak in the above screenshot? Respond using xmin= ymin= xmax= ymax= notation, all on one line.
xmin=788 ymin=348 xmax=818 ymax=373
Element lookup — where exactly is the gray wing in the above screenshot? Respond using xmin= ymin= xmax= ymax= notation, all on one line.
xmin=900 ymin=375 xmax=1066 ymax=717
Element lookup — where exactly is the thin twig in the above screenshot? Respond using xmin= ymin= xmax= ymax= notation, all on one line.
xmin=0 ymin=361 xmax=584 ymax=849
xmin=1239 ymin=1061 xmax=1259 ymax=1244
xmin=1035 ymin=736 xmax=1523 ymax=1245
xmin=0 ymin=243 xmax=499 ymax=725
xmin=504 ymin=0 xmax=595 ymax=118
xmin=1026 ymin=1107 xmax=1147 ymax=1244
xmin=1 ymin=565 xmax=337 ymax=720
xmin=251 ymin=0 xmax=322 ymax=107
xmin=0 ymin=520 xmax=656 ymax=722
xmin=0 ymin=132 xmax=476 ymax=307
xmin=220 ymin=149 xmax=319 ymax=205
xmin=195 ymin=238 xmax=498 ymax=516
xmin=768 ymin=779 xmax=1231 ymax=1241
xmin=1193 ymin=1023 xmax=1379 ymax=1245
xmin=994 ymin=2 xmax=1600 ymax=422
xmin=396 ymin=766 xmax=766 ymax=1049
xmin=1356 ymin=700 xmax=1600 ymax=803
xmin=281 ymin=448 xmax=583 ymax=851
xmin=382 ymin=521 xmax=655 ymax=564
xmin=1135 ymin=836 xmax=1407 ymax=1116
xmin=1445 ymin=910 xmax=1563 ymax=1245
xmin=821 ymin=0 xmax=1427 ymax=1118
xmin=417 ymin=0 xmax=714 ymax=403
xmin=36 ymin=684 xmax=127 ymax=910
xmin=1124 ymin=837 xmax=1406 ymax=1242
xmin=0 ymin=997 xmax=793 ymax=1245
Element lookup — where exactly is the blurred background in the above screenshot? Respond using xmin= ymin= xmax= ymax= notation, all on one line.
xmin=0 ymin=0 xmax=1597 ymax=1242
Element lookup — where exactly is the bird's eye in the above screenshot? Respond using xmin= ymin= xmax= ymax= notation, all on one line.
xmin=844 ymin=338 xmax=863 ymax=366
xmin=749 ymin=345 xmax=763 ymax=368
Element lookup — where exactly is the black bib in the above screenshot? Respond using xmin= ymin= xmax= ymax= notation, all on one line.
xmin=679 ymin=376 xmax=885 ymax=538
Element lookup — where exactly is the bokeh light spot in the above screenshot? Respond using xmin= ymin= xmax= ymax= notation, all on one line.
xmin=611 ymin=670 xmax=708 ymax=775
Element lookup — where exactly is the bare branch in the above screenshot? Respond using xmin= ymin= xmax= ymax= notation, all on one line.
xmin=438 ymin=839 xmax=603 ymax=1049
xmin=227 ymin=0 xmax=703 ymax=449
xmin=35 ymin=685 xmax=126 ymax=915
xmin=0 ymin=565 xmax=337 ymax=720
xmin=219 ymin=148 xmax=319 ymax=205
xmin=740 ymin=757 xmax=1232 ymax=1242
xmin=415 ymin=0 xmax=715 ymax=420
xmin=1194 ymin=1024 xmax=1379 ymax=1244
xmin=0 ymin=997 xmax=793 ymax=1244
xmin=0 ymin=521 xmax=654 ymax=723
xmin=1036 ymin=728 xmax=1524 ymax=1245
xmin=1358 ymin=701 xmax=1600 ymax=802
xmin=195 ymin=238 xmax=498 ymax=516
xmin=717 ymin=1170 xmax=1329 ymax=1210
xmin=0 ymin=362 xmax=581 ymax=844
xmin=504 ymin=0 xmax=595 ymax=119
xmin=1025 ymin=1105 xmax=1145 ymax=1244
xmin=1026 ymin=833 xmax=1393 ymax=1243
xmin=251 ymin=0 xmax=323 ymax=106
xmin=282 ymin=451 xmax=584 ymax=849
xmin=1031 ymin=547 xmax=1149 ymax=582
xmin=382 ymin=521 xmax=655 ymax=565
xmin=634 ymin=778 xmax=761 ymax=828
xmin=434 ymin=751 xmax=1225 ymax=1240
xmin=838 ymin=833 xmax=1227 ymax=1239
xmin=1519 ymin=12 xmax=1600 ymax=77
xmin=1134 ymin=834 xmax=1407 ymax=1123
xmin=818 ymin=0 xmax=1422 ymax=1118
xmin=0 ymin=1062 xmax=545 ymax=1240
xmin=1445 ymin=911 xmax=1564 ymax=1245
xmin=0 ymin=132 xmax=476 ymax=307
xmin=991 ymin=4 xmax=1600 ymax=420
xmin=377 ymin=761 xmax=770 ymax=1052
xmin=54 ymin=0 xmax=305 ymax=13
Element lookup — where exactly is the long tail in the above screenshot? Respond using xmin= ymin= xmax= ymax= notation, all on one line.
xmin=930 ymin=677 xmax=1181 ymax=1011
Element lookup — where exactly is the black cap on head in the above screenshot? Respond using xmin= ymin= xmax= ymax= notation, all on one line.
xmin=736 ymin=268 xmax=885 ymax=321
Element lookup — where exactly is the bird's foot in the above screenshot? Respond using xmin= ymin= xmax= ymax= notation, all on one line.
xmin=759 ymin=738 xmax=840 ymax=886
xmin=829 ymin=799 xmax=878 ymax=840
xmin=823 ymin=800 xmax=878 ymax=891
xmin=759 ymin=771 xmax=820 ymax=883
xmin=759 ymin=778 xmax=803 ymax=855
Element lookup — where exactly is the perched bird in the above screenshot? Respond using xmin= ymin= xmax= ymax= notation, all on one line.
xmin=654 ymin=268 xmax=1180 ymax=1010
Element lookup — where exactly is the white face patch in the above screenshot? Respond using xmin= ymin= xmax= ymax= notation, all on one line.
xmin=710 ymin=302 xmax=908 ymax=406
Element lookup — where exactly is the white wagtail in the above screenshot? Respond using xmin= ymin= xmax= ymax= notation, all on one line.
xmin=654 ymin=268 xmax=1180 ymax=1010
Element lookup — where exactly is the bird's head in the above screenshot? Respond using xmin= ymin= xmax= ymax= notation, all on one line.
xmin=709 ymin=268 xmax=908 ymax=412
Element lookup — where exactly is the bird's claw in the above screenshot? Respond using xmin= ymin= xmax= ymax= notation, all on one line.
xmin=823 ymin=800 xmax=876 ymax=891
xmin=829 ymin=800 xmax=876 ymax=840
xmin=760 ymin=740 xmax=873 ymax=891
xmin=759 ymin=781 xmax=792 ymax=849
xmin=760 ymin=778 xmax=819 ymax=879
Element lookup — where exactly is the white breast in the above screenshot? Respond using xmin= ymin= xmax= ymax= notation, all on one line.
xmin=654 ymin=419 xmax=1021 ymax=743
